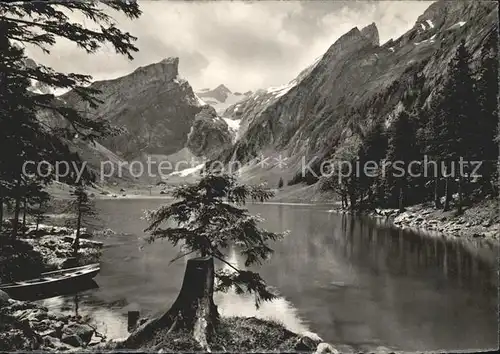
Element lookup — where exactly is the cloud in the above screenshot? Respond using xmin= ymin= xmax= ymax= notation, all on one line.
xmin=24 ymin=0 xmax=434 ymax=92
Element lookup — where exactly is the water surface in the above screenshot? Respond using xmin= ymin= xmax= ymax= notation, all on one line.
xmin=40 ymin=200 xmax=498 ymax=351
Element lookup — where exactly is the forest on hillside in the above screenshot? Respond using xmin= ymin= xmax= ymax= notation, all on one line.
xmin=311 ymin=35 xmax=499 ymax=214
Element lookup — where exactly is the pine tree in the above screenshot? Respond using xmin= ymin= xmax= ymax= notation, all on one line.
xmin=358 ymin=122 xmax=388 ymax=208
xmin=0 ymin=39 xmax=52 ymax=238
xmin=431 ymin=40 xmax=479 ymax=212
xmin=134 ymin=173 xmax=285 ymax=348
xmin=27 ymin=192 xmax=51 ymax=232
xmin=475 ymin=30 xmax=498 ymax=196
xmin=278 ymin=177 xmax=284 ymax=189
xmin=0 ymin=1 xmax=140 ymax=139
xmin=319 ymin=140 xmax=360 ymax=210
xmin=67 ymin=184 xmax=97 ymax=259
xmin=385 ymin=110 xmax=417 ymax=211
xmin=0 ymin=1 xmax=141 ymax=237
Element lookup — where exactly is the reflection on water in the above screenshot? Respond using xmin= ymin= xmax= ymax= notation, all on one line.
xmin=213 ymin=248 xmax=309 ymax=335
xmin=38 ymin=200 xmax=498 ymax=351
xmin=41 ymin=294 xmax=129 ymax=340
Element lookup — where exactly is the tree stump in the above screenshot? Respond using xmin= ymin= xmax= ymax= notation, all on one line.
xmin=123 ymin=256 xmax=219 ymax=350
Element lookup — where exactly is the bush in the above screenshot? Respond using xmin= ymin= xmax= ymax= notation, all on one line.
xmin=0 ymin=237 xmax=45 ymax=282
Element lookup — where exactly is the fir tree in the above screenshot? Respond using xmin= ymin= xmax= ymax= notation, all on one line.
xmin=385 ymin=110 xmax=417 ymax=211
xmin=67 ymin=184 xmax=97 ymax=259
xmin=358 ymin=122 xmax=388 ymax=208
xmin=0 ymin=1 xmax=141 ymax=237
xmin=431 ymin=40 xmax=479 ymax=212
xmin=319 ymin=140 xmax=360 ymax=210
xmin=475 ymin=30 xmax=498 ymax=196
xmin=136 ymin=173 xmax=285 ymax=348
xmin=145 ymin=173 xmax=283 ymax=305
xmin=278 ymin=177 xmax=284 ymax=189
xmin=27 ymin=192 xmax=51 ymax=232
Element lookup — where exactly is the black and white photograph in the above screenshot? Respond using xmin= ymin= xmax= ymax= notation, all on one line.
xmin=0 ymin=0 xmax=498 ymax=352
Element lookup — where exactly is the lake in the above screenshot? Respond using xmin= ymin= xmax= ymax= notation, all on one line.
xmin=39 ymin=199 xmax=498 ymax=352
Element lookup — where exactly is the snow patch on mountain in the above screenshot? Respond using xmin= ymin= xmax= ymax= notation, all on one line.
xmin=194 ymin=94 xmax=207 ymax=107
xmin=195 ymin=85 xmax=249 ymax=115
xmin=415 ymin=33 xmax=438 ymax=46
xmin=169 ymin=163 xmax=205 ymax=177
xmin=222 ymin=117 xmax=241 ymax=142
xmin=448 ymin=21 xmax=467 ymax=30
xmin=223 ymin=117 xmax=241 ymax=132
xmin=266 ymin=81 xmax=297 ymax=98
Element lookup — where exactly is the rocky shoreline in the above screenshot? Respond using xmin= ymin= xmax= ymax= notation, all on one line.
xmin=21 ymin=224 xmax=104 ymax=270
xmin=0 ymin=291 xmax=105 ymax=351
xmin=0 ymin=223 xmax=106 ymax=351
xmin=332 ymin=198 xmax=499 ymax=244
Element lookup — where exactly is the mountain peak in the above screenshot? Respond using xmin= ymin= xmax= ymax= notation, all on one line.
xmin=360 ymin=22 xmax=380 ymax=46
xmin=131 ymin=57 xmax=179 ymax=82
xmin=214 ymin=84 xmax=232 ymax=94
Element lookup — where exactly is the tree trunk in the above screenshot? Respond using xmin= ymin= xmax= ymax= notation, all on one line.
xmin=11 ymin=182 xmax=21 ymax=240
xmin=457 ymin=175 xmax=463 ymax=214
xmin=341 ymin=192 xmax=347 ymax=209
xmin=73 ymin=207 xmax=82 ymax=258
xmin=35 ymin=201 xmax=42 ymax=232
xmin=443 ymin=176 xmax=451 ymax=211
xmin=434 ymin=176 xmax=442 ymax=209
xmin=22 ymin=198 xmax=27 ymax=236
xmin=0 ymin=196 xmax=3 ymax=233
xmin=398 ymin=186 xmax=404 ymax=212
xmin=123 ymin=256 xmax=219 ymax=351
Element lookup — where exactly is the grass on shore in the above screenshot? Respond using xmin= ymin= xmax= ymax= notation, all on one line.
xmin=114 ymin=317 xmax=302 ymax=352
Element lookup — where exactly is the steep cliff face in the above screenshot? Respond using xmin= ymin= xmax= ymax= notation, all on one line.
xmin=61 ymin=58 xmax=205 ymax=160
xmin=187 ymin=106 xmax=233 ymax=160
xmin=33 ymin=57 xmax=234 ymax=183
xmin=220 ymin=0 xmax=497 ymax=185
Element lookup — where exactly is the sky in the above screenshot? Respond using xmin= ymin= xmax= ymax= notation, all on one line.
xmin=25 ymin=0 xmax=434 ymax=92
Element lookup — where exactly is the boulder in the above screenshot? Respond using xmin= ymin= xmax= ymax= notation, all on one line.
xmin=38 ymin=328 xmax=58 ymax=338
xmin=482 ymin=220 xmax=492 ymax=227
xmin=48 ymin=312 xmax=69 ymax=324
xmin=43 ymin=336 xmax=75 ymax=350
xmin=294 ymin=334 xmax=321 ymax=351
xmin=25 ymin=308 xmax=48 ymax=321
xmin=315 ymin=342 xmax=339 ymax=354
xmin=64 ymin=323 xmax=95 ymax=345
xmin=0 ymin=290 xmax=11 ymax=307
xmin=80 ymin=232 xmax=93 ymax=239
xmin=61 ymin=333 xmax=83 ymax=347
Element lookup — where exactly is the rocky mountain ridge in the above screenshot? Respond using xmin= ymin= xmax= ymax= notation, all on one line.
xmin=61 ymin=57 xmax=205 ymax=160
xmin=218 ymin=0 xmax=497 ymax=187
xmin=32 ymin=57 xmax=234 ymax=183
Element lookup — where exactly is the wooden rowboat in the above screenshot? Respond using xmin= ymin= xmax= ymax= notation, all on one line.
xmin=0 ymin=263 xmax=100 ymax=299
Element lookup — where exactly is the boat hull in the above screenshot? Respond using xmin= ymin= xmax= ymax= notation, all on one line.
xmin=0 ymin=264 xmax=100 ymax=300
